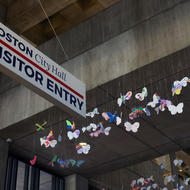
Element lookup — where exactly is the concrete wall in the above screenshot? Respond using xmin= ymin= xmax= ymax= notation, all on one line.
xmin=1 ymin=0 xmax=190 ymax=130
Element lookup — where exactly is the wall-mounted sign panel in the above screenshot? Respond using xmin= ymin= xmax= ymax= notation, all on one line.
xmin=0 ymin=23 xmax=86 ymax=117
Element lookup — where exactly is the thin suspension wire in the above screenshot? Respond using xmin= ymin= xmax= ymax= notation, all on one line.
xmin=38 ymin=0 xmax=69 ymax=61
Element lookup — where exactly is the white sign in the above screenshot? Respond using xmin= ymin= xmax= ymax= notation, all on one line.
xmin=0 ymin=23 xmax=86 ymax=117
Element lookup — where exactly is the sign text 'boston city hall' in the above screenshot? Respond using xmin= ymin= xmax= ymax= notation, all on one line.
xmin=0 ymin=23 xmax=86 ymax=117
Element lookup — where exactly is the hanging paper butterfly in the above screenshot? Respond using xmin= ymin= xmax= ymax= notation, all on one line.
xmin=173 ymin=159 xmax=183 ymax=166
xmin=172 ymin=77 xmax=190 ymax=96
xmin=168 ymin=103 xmax=184 ymax=115
xmin=66 ymin=120 xmax=75 ymax=130
xmin=163 ymin=173 xmax=175 ymax=185
xmin=147 ymin=93 xmax=171 ymax=112
xmin=175 ymin=184 xmax=184 ymax=190
xmin=129 ymin=106 xmax=150 ymax=119
xmin=102 ymin=112 xmax=117 ymax=122
xmin=89 ymin=122 xmax=111 ymax=137
xmin=147 ymin=93 xmax=160 ymax=108
xmin=86 ymin=108 xmax=99 ymax=118
xmin=40 ymin=130 xmax=57 ymax=148
xmin=58 ymin=135 xmax=62 ymax=142
xmin=124 ymin=121 xmax=140 ymax=133
xmin=67 ymin=130 xmax=80 ymax=140
xmin=35 ymin=121 xmax=47 ymax=131
xmin=30 ymin=155 xmax=37 ymax=165
xmin=160 ymin=162 xmax=164 ymax=169
xmin=57 ymin=159 xmax=70 ymax=168
xmin=184 ymin=178 xmax=190 ymax=185
xmin=48 ymin=155 xmax=58 ymax=167
xmin=76 ymin=142 xmax=91 ymax=154
xmin=135 ymin=87 xmax=148 ymax=101
xmin=82 ymin=123 xmax=99 ymax=133
xmin=144 ymin=176 xmax=154 ymax=184
xmin=117 ymin=91 xmax=132 ymax=107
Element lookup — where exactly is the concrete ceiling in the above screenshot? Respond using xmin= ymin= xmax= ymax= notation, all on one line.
xmin=2 ymin=0 xmax=119 ymax=46
xmin=1 ymin=44 xmax=190 ymax=177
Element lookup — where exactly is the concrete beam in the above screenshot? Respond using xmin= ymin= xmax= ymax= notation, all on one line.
xmin=6 ymin=0 xmax=77 ymax=34
xmin=1 ymin=0 xmax=190 ymax=130
xmin=0 ymin=3 xmax=7 ymax=23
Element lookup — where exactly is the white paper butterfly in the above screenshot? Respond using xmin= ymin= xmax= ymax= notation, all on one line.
xmin=174 ymin=77 xmax=189 ymax=88
xmin=40 ymin=138 xmax=57 ymax=148
xmin=86 ymin=108 xmax=99 ymax=118
xmin=124 ymin=121 xmax=140 ymax=133
xmin=135 ymin=87 xmax=148 ymax=101
xmin=117 ymin=91 xmax=132 ymax=107
xmin=67 ymin=130 xmax=80 ymax=140
xmin=82 ymin=123 xmax=98 ymax=133
xmin=147 ymin=93 xmax=160 ymax=108
xmin=173 ymin=159 xmax=183 ymax=166
xmin=77 ymin=144 xmax=91 ymax=154
xmin=168 ymin=103 xmax=184 ymax=115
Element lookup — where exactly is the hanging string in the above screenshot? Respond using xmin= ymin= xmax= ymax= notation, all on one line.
xmin=38 ymin=0 xmax=69 ymax=61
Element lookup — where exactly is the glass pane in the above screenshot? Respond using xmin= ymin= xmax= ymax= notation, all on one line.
xmin=16 ymin=161 xmax=25 ymax=190
xmin=40 ymin=170 xmax=52 ymax=190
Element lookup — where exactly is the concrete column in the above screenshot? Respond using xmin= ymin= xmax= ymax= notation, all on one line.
xmin=65 ymin=174 xmax=88 ymax=190
xmin=169 ymin=152 xmax=179 ymax=187
xmin=0 ymin=138 xmax=9 ymax=190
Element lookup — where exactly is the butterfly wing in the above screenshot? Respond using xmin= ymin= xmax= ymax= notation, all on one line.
xmin=73 ymin=130 xmax=80 ymax=139
xmin=116 ymin=116 xmax=121 ymax=125
xmin=181 ymin=77 xmax=188 ymax=87
xmin=70 ymin=159 xmax=76 ymax=166
xmin=117 ymin=98 xmax=122 ymax=107
xmin=135 ymin=93 xmax=143 ymax=101
xmin=67 ymin=131 xmax=74 ymax=140
xmin=66 ymin=120 xmax=72 ymax=126
xmin=102 ymin=112 xmax=109 ymax=121
xmin=49 ymin=140 xmax=57 ymax=148
xmin=147 ymin=93 xmax=160 ymax=108
xmin=131 ymin=122 xmax=140 ymax=133
xmin=104 ymin=127 xmax=111 ymax=136
xmin=76 ymin=160 xmax=85 ymax=167
xmin=124 ymin=121 xmax=132 ymax=131
xmin=125 ymin=91 xmax=132 ymax=100
xmin=93 ymin=108 xmax=99 ymax=114
xmin=83 ymin=144 xmax=90 ymax=154
xmin=177 ymin=103 xmax=184 ymax=114
xmin=107 ymin=112 xmax=114 ymax=122
xmin=52 ymin=155 xmax=58 ymax=163
xmin=82 ymin=127 xmax=86 ymax=133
